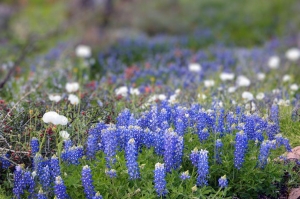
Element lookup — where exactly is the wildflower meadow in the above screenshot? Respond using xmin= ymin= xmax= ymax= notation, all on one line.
xmin=1 ymin=1 xmax=300 ymax=199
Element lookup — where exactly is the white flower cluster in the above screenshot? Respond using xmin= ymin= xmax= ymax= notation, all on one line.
xmin=42 ymin=111 xmax=68 ymax=125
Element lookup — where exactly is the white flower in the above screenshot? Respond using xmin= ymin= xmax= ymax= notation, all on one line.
xmin=236 ymin=75 xmax=251 ymax=87
xmin=175 ymin=89 xmax=181 ymax=94
xmin=285 ymin=48 xmax=300 ymax=61
xmin=256 ymin=92 xmax=265 ymax=100
xmin=242 ymin=91 xmax=253 ymax=101
xmin=257 ymin=73 xmax=266 ymax=81
xmin=168 ymin=94 xmax=177 ymax=104
xmin=68 ymin=94 xmax=80 ymax=105
xmin=245 ymin=102 xmax=256 ymax=111
xmin=42 ymin=111 xmax=68 ymax=125
xmin=75 ymin=45 xmax=92 ymax=58
xmin=277 ymin=99 xmax=290 ymax=106
xmin=290 ymin=84 xmax=299 ymax=91
xmin=49 ymin=94 xmax=62 ymax=103
xmin=130 ymin=88 xmax=140 ymax=96
xmin=282 ymin=75 xmax=291 ymax=82
xmin=204 ymin=79 xmax=215 ymax=88
xmin=59 ymin=131 xmax=70 ymax=140
xmin=268 ymin=56 xmax=280 ymax=69
xmin=197 ymin=93 xmax=207 ymax=100
xmin=65 ymin=82 xmax=79 ymax=93
xmin=158 ymin=94 xmax=167 ymax=101
xmin=228 ymin=87 xmax=236 ymax=93
xmin=32 ymin=171 xmax=36 ymax=178
xmin=220 ymin=72 xmax=235 ymax=81
xmin=115 ymin=86 xmax=128 ymax=97
xmin=272 ymin=89 xmax=281 ymax=94
xmin=231 ymin=100 xmax=236 ymax=105
xmin=188 ymin=63 xmax=201 ymax=72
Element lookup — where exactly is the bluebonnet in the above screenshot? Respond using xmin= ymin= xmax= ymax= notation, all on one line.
xmin=61 ymin=145 xmax=84 ymax=165
xmin=86 ymin=134 xmax=98 ymax=160
xmin=54 ymin=176 xmax=69 ymax=199
xmin=154 ymin=163 xmax=168 ymax=197
xmin=30 ymin=137 xmax=39 ymax=156
xmin=23 ymin=171 xmax=35 ymax=198
xmin=13 ymin=165 xmax=25 ymax=199
xmin=0 ymin=153 xmax=10 ymax=169
xmin=197 ymin=149 xmax=209 ymax=186
xmin=82 ymin=165 xmax=96 ymax=199
xmin=102 ymin=125 xmax=118 ymax=168
xmin=164 ymin=129 xmax=183 ymax=172
xmin=258 ymin=140 xmax=274 ymax=168
xmin=105 ymin=169 xmax=117 ymax=178
xmin=180 ymin=170 xmax=190 ymax=180
xmin=63 ymin=139 xmax=73 ymax=150
xmin=116 ymin=109 xmax=131 ymax=127
xmin=218 ymin=175 xmax=228 ymax=188
xmin=254 ymin=130 xmax=264 ymax=142
xmin=215 ymin=139 xmax=223 ymax=164
xmin=275 ymin=134 xmax=292 ymax=152
xmin=190 ymin=148 xmax=199 ymax=167
xmin=196 ymin=127 xmax=210 ymax=143
xmin=125 ymin=138 xmax=140 ymax=179
xmin=40 ymin=165 xmax=51 ymax=191
xmin=226 ymin=112 xmax=237 ymax=133
xmin=92 ymin=192 xmax=103 ymax=199
xmin=50 ymin=155 xmax=61 ymax=181
xmin=33 ymin=153 xmax=43 ymax=171
xmin=143 ymin=128 xmax=154 ymax=148
xmin=153 ymin=128 xmax=164 ymax=155
xmin=270 ymin=104 xmax=279 ymax=125
xmin=266 ymin=122 xmax=279 ymax=140
xmin=234 ymin=131 xmax=248 ymax=170
xmin=37 ymin=189 xmax=47 ymax=199
xmin=244 ymin=114 xmax=255 ymax=140
xmin=215 ymin=108 xmax=225 ymax=135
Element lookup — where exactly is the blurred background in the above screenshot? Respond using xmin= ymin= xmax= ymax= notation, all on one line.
xmin=1 ymin=0 xmax=300 ymax=48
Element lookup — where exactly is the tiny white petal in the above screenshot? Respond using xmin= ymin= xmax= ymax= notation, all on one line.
xmin=290 ymin=84 xmax=299 ymax=91
xmin=65 ymin=82 xmax=79 ymax=93
xmin=257 ymin=73 xmax=266 ymax=81
xmin=268 ymin=56 xmax=280 ymax=69
xmin=256 ymin=92 xmax=265 ymax=100
xmin=204 ymin=79 xmax=215 ymax=88
xmin=75 ymin=45 xmax=92 ymax=58
xmin=188 ymin=63 xmax=201 ymax=72
xmin=115 ymin=86 xmax=128 ymax=97
xmin=49 ymin=94 xmax=62 ymax=103
xmin=282 ymin=75 xmax=291 ymax=82
xmin=236 ymin=75 xmax=251 ymax=87
xmin=285 ymin=48 xmax=300 ymax=61
xmin=242 ymin=91 xmax=253 ymax=102
xmin=220 ymin=72 xmax=235 ymax=81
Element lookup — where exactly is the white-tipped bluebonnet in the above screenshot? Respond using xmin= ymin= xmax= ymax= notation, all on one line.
xmin=190 ymin=148 xmax=199 ymax=167
xmin=142 ymin=128 xmax=154 ymax=149
xmin=37 ymin=188 xmax=47 ymax=199
xmin=92 ymin=191 xmax=103 ymax=199
xmin=180 ymin=170 xmax=190 ymax=180
xmin=154 ymin=163 xmax=168 ymax=197
xmin=30 ymin=137 xmax=39 ymax=156
xmin=196 ymin=149 xmax=209 ymax=187
xmin=116 ymin=108 xmax=131 ymax=127
xmin=23 ymin=171 xmax=35 ymax=198
xmin=125 ymin=138 xmax=140 ymax=179
xmin=234 ymin=131 xmax=248 ymax=170
xmin=215 ymin=108 xmax=225 ymax=135
xmin=218 ymin=175 xmax=228 ymax=188
xmin=54 ymin=176 xmax=69 ymax=199
xmin=61 ymin=145 xmax=84 ymax=165
xmin=50 ymin=154 xmax=61 ymax=181
xmin=63 ymin=139 xmax=73 ymax=150
xmin=226 ymin=112 xmax=237 ymax=133
xmin=105 ymin=169 xmax=117 ymax=178
xmin=102 ymin=125 xmax=118 ymax=168
xmin=82 ymin=165 xmax=96 ymax=199
xmin=13 ymin=165 xmax=25 ymax=199
xmin=258 ymin=140 xmax=273 ymax=168
xmin=196 ymin=127 xmax=210 ymax=143
xmin=215 ymin=139 xmax=223 ymax=164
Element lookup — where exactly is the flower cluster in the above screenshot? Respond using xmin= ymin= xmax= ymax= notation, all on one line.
xmin=154 ymin=163 xmax=168 ymax=197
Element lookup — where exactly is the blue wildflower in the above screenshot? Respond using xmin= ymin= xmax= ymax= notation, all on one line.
xmin=258 ymin=140 xmax=273 ymax=168
xmin=86 ymin=134 xmax=98 ymax=160
xmin=102 ymin=125 xmax=118 ymax=168
xmin=40 ymin=165 xmax=51 ymax=191
xmin=13 ymin=165 xmax=25 ymax=199
xmin=270 ymin=104 xmax=279 ymax=125
xmin=54 ymin=176 xmax=69 ymax=199
xmin=180 ymin=170 xmax=190 ymax=180
xmin=105 ymin=169 xmax=117 ymax=178
xmin=0 ymin=153 xmax=10 ymax=169
xmin=37 ymin=189 xmax=47 ymax=199
xmin=50 ymin=155 xmax=61 ymax=181
xmin=154 ymin=163 xmax=168 ymax=197
xmin=215 ymin=139 xmax=223 ymax=164
xmin=190 ymin=148 xmax=199 ymax=167
xmin=164 ymin=129 xmax=183 ymax=172
xmin=82 ymin=165 xmax=96 ymax=199
xmin=63 ymin=139 xmax=73 ymax=150
xmin=218 ymin=175 xmax=228 ymax=188
xmin=30 ymin=137 xmax=39 ymax=156
xmin=92 ymin=192 xmax=103 ymax=199
xmin=23 ymin=171 xmax=35 ymax=198
xmin=266 ymin=122 xmax=279 ymax=140
xmin=196 ymin=149 xmax=209 ymax=187
xmin=244 ymin=114 xmax=255 ymax=140
xmin=234 ymin=131 xmax=248 ymax=170
xmin=196 ymin=127 xmax=210 ymax=143
xmin=125 ymin=138 xmax=140 ymax=179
